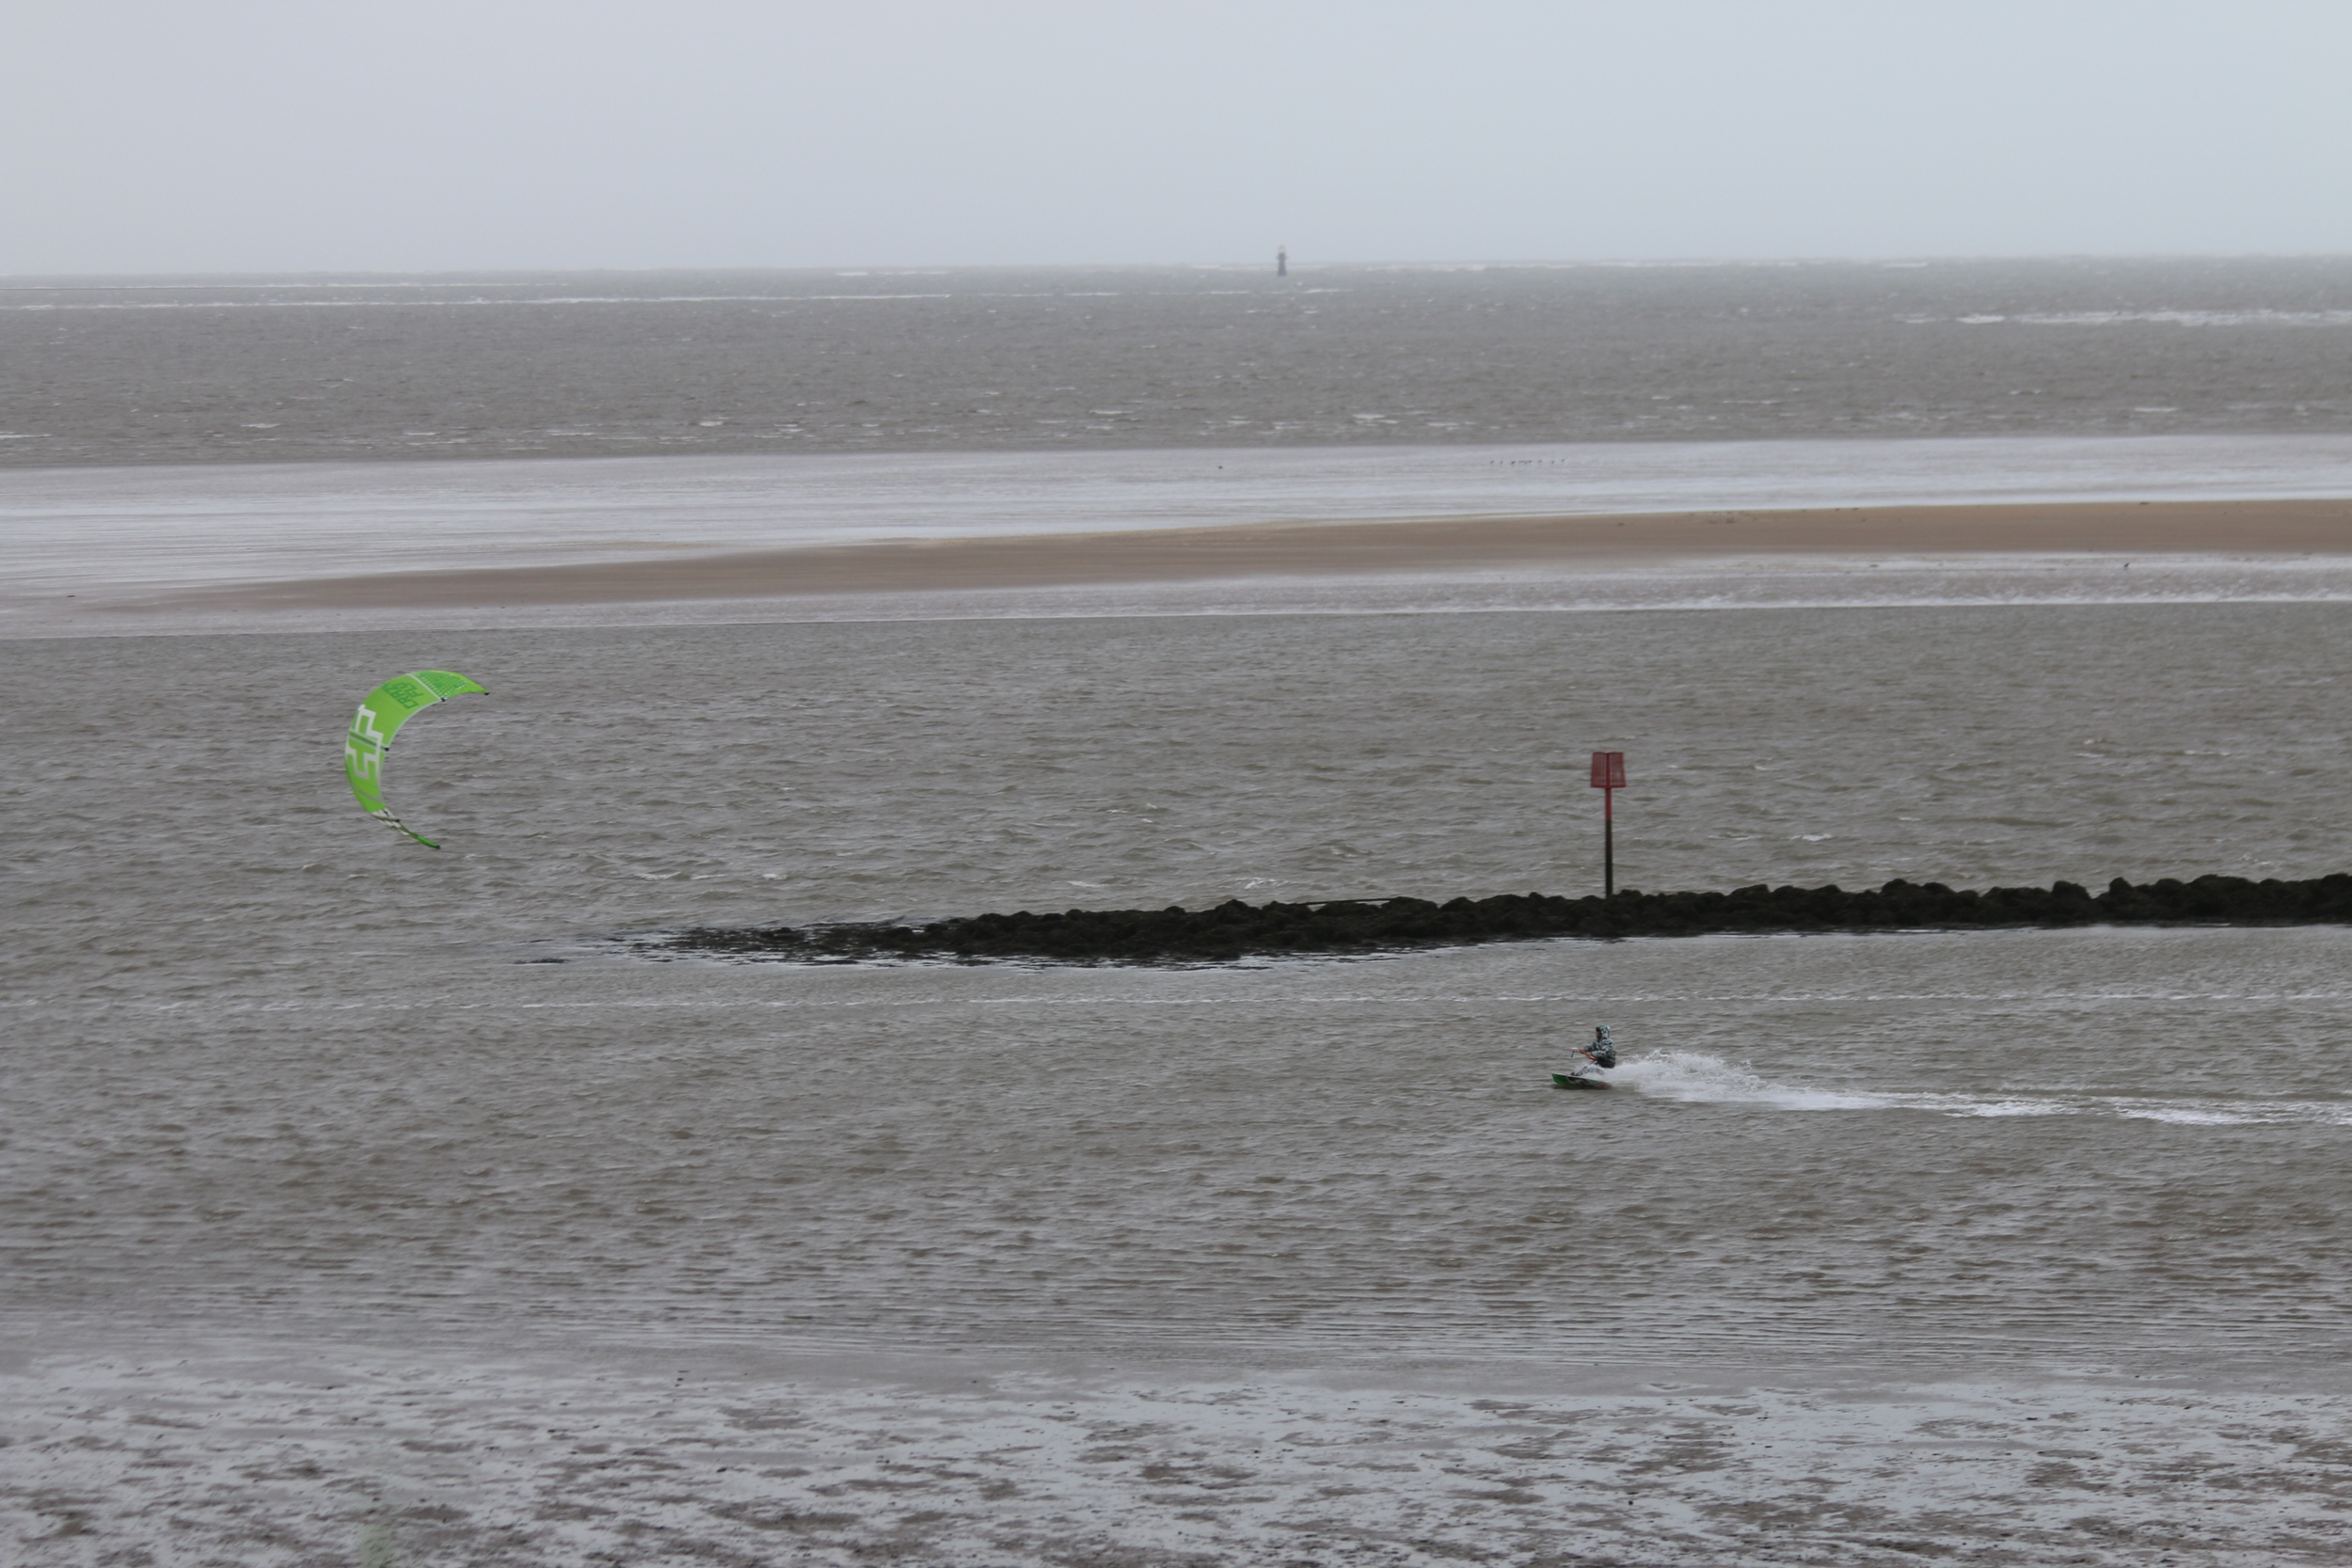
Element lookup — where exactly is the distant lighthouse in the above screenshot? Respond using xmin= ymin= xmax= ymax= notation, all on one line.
xmin=1277 ymin=245 xmax=1287 ymax=277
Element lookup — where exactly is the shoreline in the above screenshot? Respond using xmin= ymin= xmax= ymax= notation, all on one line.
xmin=156 ymin=498 xmax=2352 ymax=612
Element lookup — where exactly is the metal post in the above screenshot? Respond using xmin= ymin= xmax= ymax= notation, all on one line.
xmin=1590 ymin=751 xmax=1626 ymax=899
xmin=1603 ymin=785 xmax=1614 ymax=898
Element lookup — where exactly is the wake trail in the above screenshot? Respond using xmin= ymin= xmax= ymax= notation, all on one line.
xmin=1604 ymin=1050 xmax=2352 ymax=1124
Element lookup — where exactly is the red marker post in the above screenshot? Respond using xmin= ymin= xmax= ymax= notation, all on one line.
xmin=1590 ymin=751 xmax=1626 ymax=897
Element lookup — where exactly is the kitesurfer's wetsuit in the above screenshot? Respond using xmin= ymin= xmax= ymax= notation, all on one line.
xmin=1575 ymin=1027 xmax=1618 ymax=1074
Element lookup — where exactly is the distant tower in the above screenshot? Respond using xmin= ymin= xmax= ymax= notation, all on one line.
xmin=1277 ymin=245 xmax=1287 ymax=277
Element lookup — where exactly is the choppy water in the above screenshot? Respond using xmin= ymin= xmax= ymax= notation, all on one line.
xmin=9 ymin=600 xmax=2352 ymax=1562
xmin=8 ymin=258 xmax=2352 ymax=1561
xmin=9 ymin=602 xmax=2348 ymax=1373
xmin=6 ymin=257 xmax=2349 ymax=467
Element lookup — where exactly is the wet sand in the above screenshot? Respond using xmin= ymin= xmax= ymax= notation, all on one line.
xmin=171 ymin=497 xmax=2352 ymax=612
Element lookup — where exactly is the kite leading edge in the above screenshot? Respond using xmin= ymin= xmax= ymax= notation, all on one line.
xmin=343 ymin=670 xmax=488 ymax=847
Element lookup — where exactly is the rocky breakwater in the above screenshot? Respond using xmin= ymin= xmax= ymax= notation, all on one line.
xmin=661 ymin=873 xmax=2352 ymax=965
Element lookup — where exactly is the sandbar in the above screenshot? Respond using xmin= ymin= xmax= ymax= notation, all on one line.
xmin=167 ymin=497 xmax=2352 ymax=612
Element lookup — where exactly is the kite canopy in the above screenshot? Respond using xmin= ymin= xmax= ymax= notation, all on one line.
xmin=343 ymin=670 xmax=487 ymax=847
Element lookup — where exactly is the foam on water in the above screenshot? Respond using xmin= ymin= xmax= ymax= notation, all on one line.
xmin=2019 ymin=309 xmax=2352 ymax=327
xmin=1602 ymin=1049 xmax=2039 ymax=1114
xmin=1604 ymin=1048 xmax=1884 ymax=1109
xmin=1606 ymin=1050 xmax=2352 ymax=1125
xmin=2101 ymin=1098 xmax=2352 ymax=1126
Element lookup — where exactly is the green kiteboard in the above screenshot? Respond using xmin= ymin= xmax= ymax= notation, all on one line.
xmin=343 ymin=670 xmax=487 ymax=847
xmin=1552 ymin=1073 xmax=1613 ymax=1091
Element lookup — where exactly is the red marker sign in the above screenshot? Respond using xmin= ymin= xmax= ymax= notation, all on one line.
xmin=1590 ymin=751 xmax=1626 ymax=896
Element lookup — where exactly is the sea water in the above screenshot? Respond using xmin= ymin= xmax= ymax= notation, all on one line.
xmin=6 ymin=257 xmax=2350 ymax=467
xmin=5 ymin=261 xmax=2352 ymax=1565
xmin=8 ymin=603 xmax=2351 ymax=1563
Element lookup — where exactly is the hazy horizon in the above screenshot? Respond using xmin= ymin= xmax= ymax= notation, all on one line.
xmin=8 ymin=0 xmax=2350 ymax=276
xmin=11 ymin=251 xmax=2352 ymax=285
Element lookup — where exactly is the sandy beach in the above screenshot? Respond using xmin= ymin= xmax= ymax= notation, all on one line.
xmin=172 ymin=497 xmax=2352 ymax=613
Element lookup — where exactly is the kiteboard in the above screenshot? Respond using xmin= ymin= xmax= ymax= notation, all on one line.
xmin=1552 ymin=1073 xmax=1612 ymax=1091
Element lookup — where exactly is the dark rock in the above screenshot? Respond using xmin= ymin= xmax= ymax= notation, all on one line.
xmin=658 ymin=871 xmax=2352 ymax=967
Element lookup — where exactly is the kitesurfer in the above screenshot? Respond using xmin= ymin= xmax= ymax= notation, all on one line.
xmin=1573 ymin=1025 xmax=1618 ymax=1076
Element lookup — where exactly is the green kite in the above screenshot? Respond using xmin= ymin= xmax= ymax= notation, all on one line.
xmin=343 ymin=670 xmax=488 ymax=847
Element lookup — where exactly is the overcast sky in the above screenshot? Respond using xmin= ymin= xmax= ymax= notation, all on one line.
xmin=6 ymin=0 xmax=2349 ymax=275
